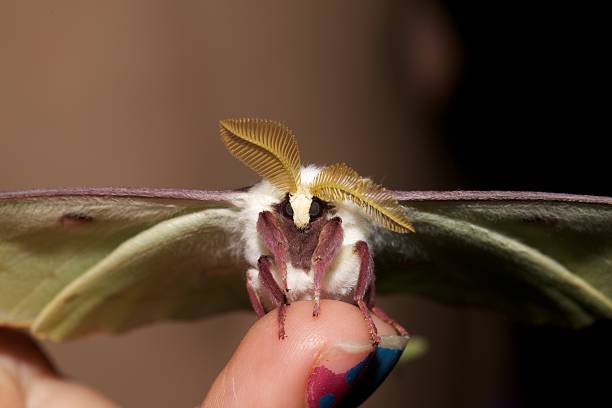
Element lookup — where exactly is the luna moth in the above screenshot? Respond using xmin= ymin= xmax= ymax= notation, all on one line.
xmin=1 ymin=118 xmax=611 ymax=343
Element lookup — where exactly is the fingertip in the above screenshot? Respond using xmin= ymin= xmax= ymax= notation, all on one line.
xmin=0 ymin=328 xmax=56 ymax=374
xmin=0 ymin=328 xmax=119 ymax=408
xmin=202 ymin=300 xmax=406 ymax=408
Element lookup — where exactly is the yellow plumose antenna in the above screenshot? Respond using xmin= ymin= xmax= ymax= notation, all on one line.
xmin=220 ymin=118 xmax=302 ymax=193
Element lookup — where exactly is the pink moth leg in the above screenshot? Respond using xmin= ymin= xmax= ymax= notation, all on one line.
xmin=255 ymin=211 xmax=290 ymax=338
xmin=258 ymin=255 xmax=288 ymax=339
xmin=311 ymin=217 xmax=344 ymax=317
xmin=246 ymin=276 xmax=265 ymax=318
xmin=367 ymin=280 xmax=410 ymax=337
xmin=353 ymin=240 xmax=380 ymax=344
xmin=256 ymin=211 xmax=289 ymax=292
xmin=355 ymin=241 xmax=409 ymax=340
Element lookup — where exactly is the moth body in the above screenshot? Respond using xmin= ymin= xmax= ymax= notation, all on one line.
xmin=221 ymin=118 xmax=412 ymax=341
xmin=234 ymin=166 xmax=372 ymax=309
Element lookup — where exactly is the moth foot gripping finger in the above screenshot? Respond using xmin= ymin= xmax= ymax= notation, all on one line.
xmin=311 ymin=217 xmax=344 ymax=318
xmin=363 ymin=265 xmax=410 ymax=337
xmin=357 ymin=300 xmax=380 ymax=345
xmin=312 ymin=291 xmax=321 ymax=317
xmin=277 ymin=303 xmax=287 ymax=339
xmin=372 ymin=306 xmax=410 ymax=337
xmin=354 ymin=240 xmax=381 ymax=344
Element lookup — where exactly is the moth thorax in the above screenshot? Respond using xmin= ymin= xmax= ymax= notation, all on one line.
xmin=289 ymin=190 xmax=312 ymax=229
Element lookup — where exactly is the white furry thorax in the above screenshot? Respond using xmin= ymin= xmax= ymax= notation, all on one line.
xmin=231 ymin=165 xmax=378 ymax=304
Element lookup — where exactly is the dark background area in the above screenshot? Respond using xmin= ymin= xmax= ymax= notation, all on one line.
xmin=439 ymin=2 xmax=610 ymax=407
xmin=442 ymin=2 xmax=608 ymax=194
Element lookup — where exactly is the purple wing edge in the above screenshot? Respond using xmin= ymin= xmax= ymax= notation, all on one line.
xmin=1 ymin=188 xmax=610 ymax=205
xmin=392 ymin=190 xmax=612 ymax=205
xmin=0 ymin=187 xmax=248 ymax=201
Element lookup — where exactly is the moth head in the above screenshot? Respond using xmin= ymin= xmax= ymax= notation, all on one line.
xmin=288 ymin=190 xmax=311 ymax=229
xmin=220 ymin=118 xmax=414 ymax=233
xmin=278 ymin=191 xmax=329 ymax=231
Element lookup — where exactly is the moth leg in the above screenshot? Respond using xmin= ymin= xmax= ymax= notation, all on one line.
xmin=246 ymin=270 xmax=266 ymax=318
xmin=257 ymin=211 xmax=289 ymax=292
xmin=353 ymin=240 xmax=380 ymax=345
xmin=258 ymin=255 xmax=288 ymax=339
xmin=371 ymin=305 xmax=410 ymax=337
xmin=363 ymin=252 xmax=410 ymax=337
xmin=368 ymin=279 xmax=410 ymax=336
xmin=311 ymin=217 xmax=344 ymax=317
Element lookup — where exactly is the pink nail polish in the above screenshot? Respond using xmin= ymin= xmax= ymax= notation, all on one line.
xmin=306 ymin=342 xmax=374 ymax=408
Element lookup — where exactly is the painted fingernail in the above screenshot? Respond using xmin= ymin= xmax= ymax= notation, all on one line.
xmin=337 ymin=335 xmax=410 ymax=407
xmin=306 ymin=341 xmax=375 ymax=408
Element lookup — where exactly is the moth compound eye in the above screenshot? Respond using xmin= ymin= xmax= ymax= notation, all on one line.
xmin=309 ymin=200 xmax=321 ymax=219
xmin=283 ymin=201 xmax=294 ymax=219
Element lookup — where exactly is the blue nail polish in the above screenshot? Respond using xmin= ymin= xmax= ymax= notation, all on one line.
xmin=338 ymin=335 xmax=409 ymax=407
xmin=318 ymin=393 xmax=336 ymax=408
xmin=345 ymin=356 xmax=370 ymax=384
xmin=307 ymin=343 xmax=374 ymax=408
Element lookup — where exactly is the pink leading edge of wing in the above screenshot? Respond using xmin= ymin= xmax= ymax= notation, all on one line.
xmin=0 ymin=187 xmax=247 ymax=201
xmin=391 ymin=190 xmax=612 ymax=204
xmin=2 ymin=188 xmax=610 ymax=205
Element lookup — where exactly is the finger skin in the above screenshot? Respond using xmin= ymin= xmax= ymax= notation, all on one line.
xmin=0 ymin=328 xmax=119 ymax=408
xmin=201 ymin=300 xmax=398 ymax=408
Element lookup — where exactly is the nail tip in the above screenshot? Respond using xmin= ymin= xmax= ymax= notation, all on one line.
xmin=306 ymin=335 xmax=411 ymax=408
xmin=379 ymin=334 xmax=410 ymax=351
xmin=335 ymin=335 xmax=411 ymax=407
xmin=306 ymin=342 xmax=375 ymax=408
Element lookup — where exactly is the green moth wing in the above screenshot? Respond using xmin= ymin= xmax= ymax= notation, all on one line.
xmin=2 ymin=188 xmax=612 ymax=340
xmin=0 ymin=188 xmax=247 ymax=340
xmin=377 ymin=191 xmax=612 ymax=328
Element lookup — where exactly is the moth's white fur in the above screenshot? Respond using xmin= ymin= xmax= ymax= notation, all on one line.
xmin=231 ymin=165 xmax=376 ymax=310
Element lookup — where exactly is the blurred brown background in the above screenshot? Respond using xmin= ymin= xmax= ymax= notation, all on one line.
xmin=1 ymin=1 xmax=608 ymax=407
